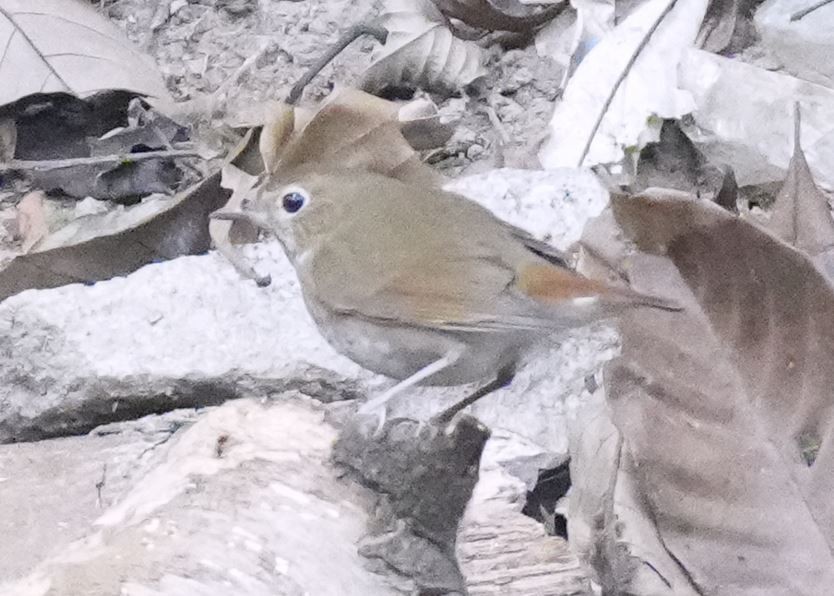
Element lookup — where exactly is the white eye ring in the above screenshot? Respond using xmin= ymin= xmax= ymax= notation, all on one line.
xmin=277 ymin=185 xmax=310 ymax=215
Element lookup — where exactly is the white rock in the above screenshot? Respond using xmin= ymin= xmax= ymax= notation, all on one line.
xmin=0 ymin=240 xmax=366 ymax=441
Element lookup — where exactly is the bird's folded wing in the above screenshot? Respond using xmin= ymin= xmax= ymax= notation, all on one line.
xmin=317 ymin=255 xmax=610 ymax=333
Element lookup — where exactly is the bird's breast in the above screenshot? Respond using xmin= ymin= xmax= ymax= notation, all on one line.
xmin=301 ymin=298 xmax=523 ymax=385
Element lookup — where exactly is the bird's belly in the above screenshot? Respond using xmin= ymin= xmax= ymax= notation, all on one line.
xmin=310 ymin=309 xmax=520 ymax=385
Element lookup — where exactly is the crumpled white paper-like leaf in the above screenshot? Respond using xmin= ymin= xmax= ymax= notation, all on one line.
xmin=563 ymin=0 xmax=614 ymax=82
xmin=679 ymin=49 xmax=834 ymax=190
xmin=755 ymin=0 xmax=834 ymax=88
xmin=0 ymin=0 xmax=169 ymax=107
xmin=361 ymin=0 xmax=487 ymax=94
xmin=538 ymin=0 xmax=707 ymax=169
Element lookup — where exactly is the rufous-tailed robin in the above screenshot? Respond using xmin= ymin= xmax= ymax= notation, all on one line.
xmin=212 ymin=165 xmax=676 ymax=426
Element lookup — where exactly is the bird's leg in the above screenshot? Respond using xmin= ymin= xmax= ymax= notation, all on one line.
xmin=357 ymin=348 xmax=463 ymax=433
xmin=430 ymin=364 xmax=516 ymax=427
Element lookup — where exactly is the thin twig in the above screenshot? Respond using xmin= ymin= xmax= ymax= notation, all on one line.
xmin=286 ymin=22 xmax=388 ymax=105
xmin=576 ymin=0 xmax=679 ymax=167
xmin=1 ymin=149 xmax=200 ymax=173
xmin=790 ymin=0 xmax=834 ymax=21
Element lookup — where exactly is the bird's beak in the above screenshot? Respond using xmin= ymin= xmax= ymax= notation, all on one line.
xmin=210 ymin=209 xmax=270 ymax=231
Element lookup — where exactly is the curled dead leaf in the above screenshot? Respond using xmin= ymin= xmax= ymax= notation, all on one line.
xmin=361 ymin=0 xmax=487 ymax=95
xmin=539 ymin=0 xmax=708 ymax=170
xmin=270 ymin=88 xmax=443 ymax=187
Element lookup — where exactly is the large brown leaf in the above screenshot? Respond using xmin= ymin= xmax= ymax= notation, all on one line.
xmin=575 ymin=191 xmax=834 ymax=593
xmin=0 ymin=0 xmax=169 ymax=106
xmin=361 ymin=0 xmax=487 ymax=95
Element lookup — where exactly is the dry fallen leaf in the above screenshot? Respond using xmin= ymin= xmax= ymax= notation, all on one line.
xmin=432 ymin=0 xmax=564 ymax=32
xmin=361 ymin=0 xmax=487 ymax=95
xmin=0 ymin=0 xmax=169 ymax=107
xmin=271 ymin=87 xmax=444 ymax=187
xmin=574 ymin=191 xmax=834 ymax=593
xmin=0 ymin=91 xmax=140 ymax=163
xmin=567 ymin=391 xmax=701 ymax=595
xmin=766 ymin=105 xmax=834 ymax=256
xmin=0 ymin=134 xmax=263 ymax=302
xmin=23 ymin=155 xmax=184 ymax=203
xmin=0 ymin=175 xmax=227 ymax=302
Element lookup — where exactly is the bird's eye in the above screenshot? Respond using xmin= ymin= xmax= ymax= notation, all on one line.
xmin=281 ymin=191 xmax=306 ymax=214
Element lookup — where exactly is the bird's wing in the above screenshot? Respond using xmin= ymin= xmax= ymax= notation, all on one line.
xmin=309 ymin=227 xmax=612 ymax=334
xmin=356 ymin=258 xmax=617 ymax=333
xmin=301 ymin=177 xmax=654 ymax=333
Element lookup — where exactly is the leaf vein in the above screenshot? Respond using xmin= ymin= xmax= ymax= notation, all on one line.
xmin=0 ymin=7 xmax=70 ymax=92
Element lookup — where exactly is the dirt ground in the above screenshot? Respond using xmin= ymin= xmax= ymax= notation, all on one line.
xmin=104 ymin=0 xmax=565 ymax=174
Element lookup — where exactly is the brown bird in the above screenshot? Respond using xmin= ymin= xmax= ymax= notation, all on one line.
xmin=212 ymin=165 xmax=676 ymax=427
